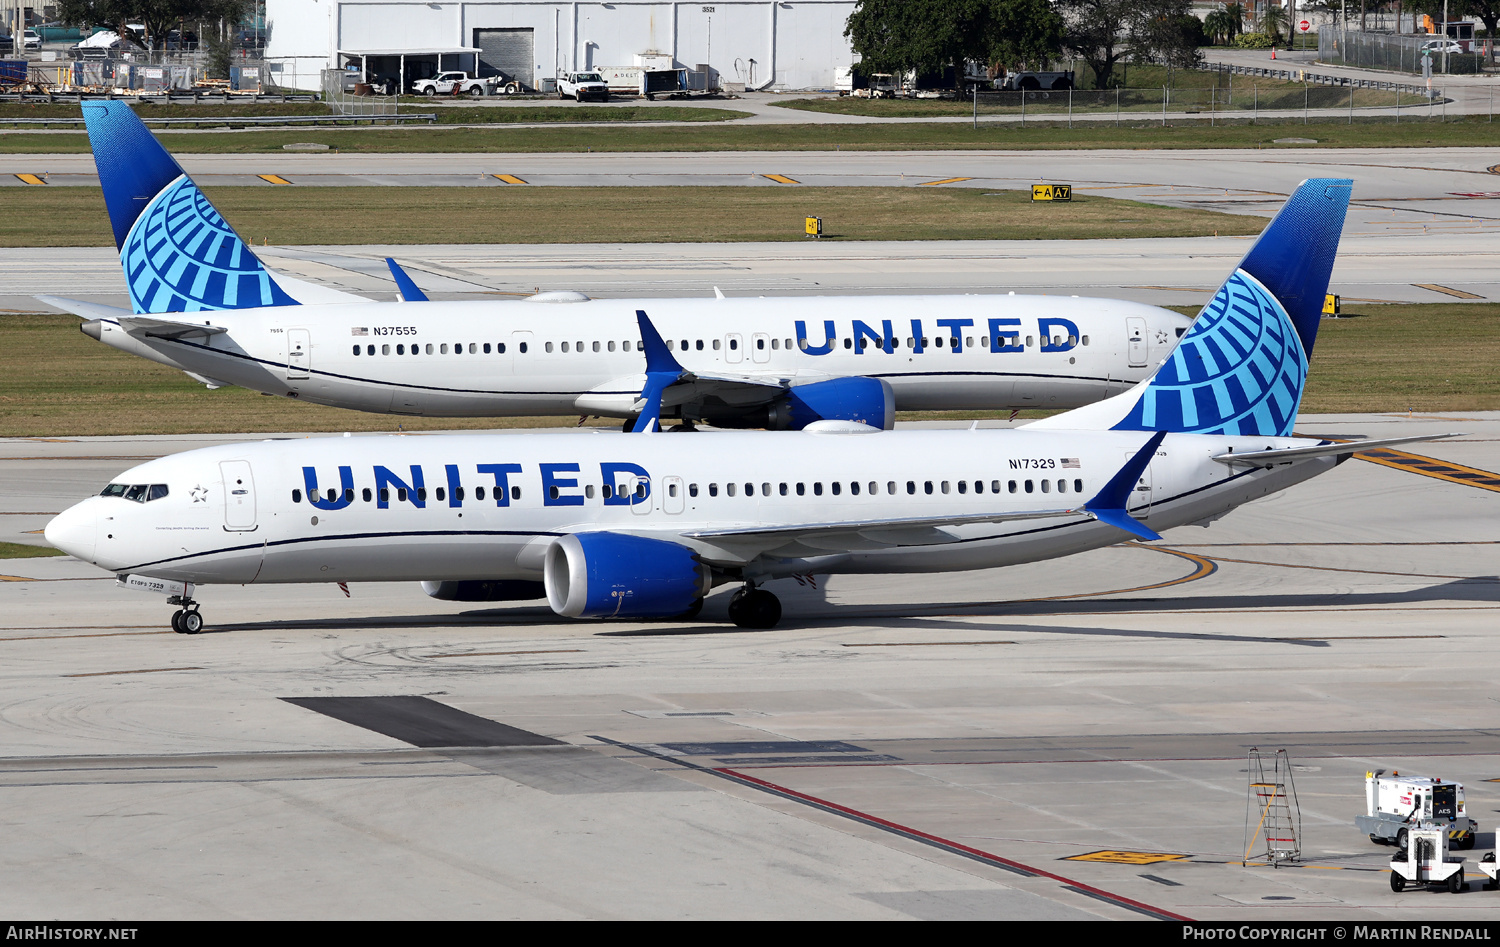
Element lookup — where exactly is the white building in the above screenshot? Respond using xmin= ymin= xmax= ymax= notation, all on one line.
xmin=263 ymin=0 xmax=858 ymax=93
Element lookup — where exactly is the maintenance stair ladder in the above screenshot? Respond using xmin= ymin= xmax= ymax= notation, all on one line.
xmin=1243 ymin=747 xmax=1302 ymax=867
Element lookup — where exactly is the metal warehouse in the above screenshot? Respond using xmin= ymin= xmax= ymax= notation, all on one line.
xmin=263 ymin=0 xmax=858 ymax=92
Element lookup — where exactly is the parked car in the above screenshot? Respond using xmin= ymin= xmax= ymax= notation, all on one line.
xmin=22 ymin=28 xmax=40 ymax=51
xmin=1421 ymin=38 xmax=1463 ymax=54
xmin=558 ymin=71 xmax=609 ymax=101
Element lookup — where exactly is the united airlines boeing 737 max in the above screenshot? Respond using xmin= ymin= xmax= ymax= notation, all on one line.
xmin=46 ymin=179 xmax=1455 ymax=634
xmin=45 ymin=100 xmax=1190 ymax=430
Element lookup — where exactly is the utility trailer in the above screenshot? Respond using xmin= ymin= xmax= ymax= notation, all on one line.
xmin=0 ymin=59 xmax=28 ymax=91
xmin=995 ymin=70 xmax=1075 ymax=91
xmin=1356 ymin=770 xmax=1476 ymax=850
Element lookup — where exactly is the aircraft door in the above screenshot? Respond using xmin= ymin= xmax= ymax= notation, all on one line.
xmin=220 ymin=460 xmax=258 ymax=531
xmin=627 ymin=474 xmax=652 ymax=515
xmin=725 ymin=333 xmax=743 ymax=364
xmin=751 ymin=333 xmax=771 ymax=364
xmin=1126 ymin=317 xmax=1148 ymax=368
xmin=287 ymin=328 xmax=311 ymax=379
xmin=662 ymin=476 xmax=685 ymax=514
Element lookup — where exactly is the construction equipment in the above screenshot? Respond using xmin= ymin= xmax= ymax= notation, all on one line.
xmin=1389 ymin=822 xmax=1467 ymax=893
xmin=1242 ymin=748 xmax=1302 ymax=867
xmin=1356 ymin=770 xmax=1476 ymax=850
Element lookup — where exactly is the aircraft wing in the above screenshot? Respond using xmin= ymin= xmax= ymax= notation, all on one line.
xmin=678 ymin=507 xmax=1084 ymax=559
xmin=656 ymin=371 xmax=798 ymax=409
xmin=1213 ymin=433 xmax=1462 ymax=467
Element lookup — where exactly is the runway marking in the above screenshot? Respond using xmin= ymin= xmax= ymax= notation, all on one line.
xmin=1065 ymin=850 xmax=1189 ymax=866
xmin=761 ymin=174 xmax=799 ymax=184
xmin=492 ymin=174 xmax=527 ymax=184
xmin=842 ymin=640 xmax=1016 ymax=647
xmin=13 ymin=174 xmax=45 ymax=185
xmin=1355 ymin=448 xmax=1500 ymax=493
xmin=0 ymin=629 xmax=171 ymax=641
xmin=589 ymin=736 xmax=1189 ymax=920
xmin=256 ymin=174 xmax=292 ymax=185
xmin=0 ymin=574 xmax=35 ymax=582
xmin=427 ymin=648 xmax=583 ymax=658
xmin=282 ymin=695 xmax=565 ymax=748
xmin=919 ymin=177 xmax=973 ymax=186
xmin=1006 ymin=544 xmax=1218 ymax=604
xmin=1164 ymin=547 xmax=1486 ymax=582
xmin=1412 ymin=283 xmax=1485 ymax=299
xmin=1379 ymin=414 xmax=1489 ymax=422
xmin=63 ymin=666 xmax=204 ymax=677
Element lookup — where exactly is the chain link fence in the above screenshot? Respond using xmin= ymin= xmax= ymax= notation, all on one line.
xmin=1319 ymin=29 xmax=1487 ymax=75
xmin=321 ymin=69 xmax=397 ymax=117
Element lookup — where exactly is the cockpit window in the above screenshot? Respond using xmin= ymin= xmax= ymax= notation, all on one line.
xmin=105 ymin=483 xmax=169 ymax=502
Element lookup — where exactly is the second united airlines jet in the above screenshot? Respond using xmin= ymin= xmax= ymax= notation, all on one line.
xmin=47 ymin=179 xmax=1455 ymax=633
xmin=48 ymin=101 xmax=1191 ymax=430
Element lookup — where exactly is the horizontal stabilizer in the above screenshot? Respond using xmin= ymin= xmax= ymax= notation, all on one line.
xmin=35 ymin=295 xmax=132 ymax=320
xmin=117 ymin=315 xmax=229 ymax=340
xmin=1213 ymin=433 xmax=1462 ymax=467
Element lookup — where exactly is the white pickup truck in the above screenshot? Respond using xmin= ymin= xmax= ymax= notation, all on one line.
xmin=411 ymin=71 xmax=496 ymax=97
xmin=557 ymin=71 xmax=610 ymax=101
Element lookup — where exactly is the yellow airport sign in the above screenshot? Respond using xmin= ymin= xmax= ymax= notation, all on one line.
xmin=1322 ymin=293 xmax=1340 ymax=316
xmin=1032 ymin=184 xmax=1072 ymax=202
xmin=805 ymin=216 xmax=823 ymax=238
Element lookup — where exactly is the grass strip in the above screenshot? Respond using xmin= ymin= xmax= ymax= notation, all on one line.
xmin=2 ymin=116 xmax=1499 ymax=153
xmin=0 ymin=186 xmax=1265 ymax=248
xmin=1 ymin=302 xmax=1496 ymax=437
xmin=0 ymin=541 xmax=63 ymax=558
xmin=0 ymin=102 xmax=750 ymax=126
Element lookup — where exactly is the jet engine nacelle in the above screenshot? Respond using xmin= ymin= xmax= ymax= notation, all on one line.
xmin=421 ymin=579 xmax=547 ymax=602
xmin=544 ymin=532 xmax=710 ymax=619
xmin=701 ymin=376 xmax=895 ymax=431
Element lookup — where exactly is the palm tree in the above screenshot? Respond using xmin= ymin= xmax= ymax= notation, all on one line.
xmin=1264 ymin=4 xmax=1290 ymax=43
xmin=1205 ymin=9 xmax=1234 ymax=44
xmin=1224 ymin=3 xmax=1246 ymax=41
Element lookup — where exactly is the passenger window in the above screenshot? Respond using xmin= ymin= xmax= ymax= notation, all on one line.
xmin=1026 ymin=336 xmax=1034 ymax=347
xmin=363 ymin=488 xmax=372 ymax=502
xmin=831 ymin=482 xmax=841 ymax=496
xmin=518 ymin=342 xmax=526 ymax=354
xmin=934 ymin=337 xmax=944 ymax=348
xmin=907 ymin=481 xmax=916 ymax=494
xmin=425 ymin=343 xmax=434 ymax=355
xmin=593 ymin=341 xmax=601 ymax=353
xmin=666 ymin=483 xmax=676 ymax=498
xmin=771 ymin=339 xmax=779 ymax=350
xmin=469 ymin=343 xmax=477 ymax=354
xmin=680 ymin=340 xmax=689 ymax=350
xmin=398 ymin=489 xmax=408 ymax=502
xmin=1068 ymin=335 xmax=1077 ymax=346
xmin=813 ymin=483 xmax=823 ymax=496
xmin=602 ymin=484 xmax=613 ymax=499
xmin=483 ymin=343 xmax=491 ymax=354
xmin=501 ymin=343 xmax=508 ymax=354
xmin=850 ymin=482 xmax=860 ymax=495
xmin=1074 ymin=479 xmax=1083 ymax=493
xmin=512 ymin=486 xmax=521 ymax=501
xmin=475 ymin=486 xmax=485 ymax=500
xmin=382 ymin=344 xmax=390 ymax=355
xmin=545 ymin=342 xmax=553 ymax=353
xmin=1041 ymin=480 xmax=1051 ymax=493
xmin=689 ymin=483 xmax=699 ymax=497
xmin=747 ymin=483 xmax=757 ymax=496
xmin=441 ymin=343 xmax=449 ymax=354
xmin=325 ymin=488 xmax=336 ymax=502
xmin=380 ymin=488 xmax=390 ymax=502
xmin=697 ymin=340 xmax=704 ymax=351
xmin=343 ymin=488 xmax=354 ymax=503
xmin=729 ymin=339 xmax=737 ymax=351
xmin=585 ymin=485 xmax=595 ymax=499
xmin=992 ymin=480 xmax=1002 ymax=493
xmin=575 ymin=341 xmax=583 ymax=353
xmin=435 ymin=487 xmax=446 ymax=501
xmin=1082 ymin=336 xmax=1090 ymax=346
xmin=941 ymin=481 xmax=950 ymax=494
xmin=396 ymin=344 xmax=405 ymax=355
xmin=709 ymin=483 xmax=719 ymax=497
xmin=367 ymin=345 xmax=375 ymax=356
xmin=560 ymin=342 xmax=569 ymax=353
xmin=608 ymin=341 xmax=616 ymax=352
xmin=957 ymin=481 xmax=967 ymax=494
xmin=713 ymin=340 xmax=721 ymax=351
xmin=843 ymin=338 xmax=851 ymax=349
xmin=796 ymin=483 xmax=805 ymax=496
xmin=292 ymin=489 xmax=302 ymax=503
xmin=779 ymin=483 xmax=788 ymax=496
xmin=726 ymin=483 xmax=736 ymax=497
xmin=973 ymin=480 xmax=983 ymax=494
xmin=417 ymin=488 xmax=427 ymax=502
xmin=923 ymin=481 xmax=933 ymax=495
xmin=756 ymin=338 xmax=764 ymax=350
xmin=1025 ymin=480 xmax=1034 ymax=493
xmin=352 ymin=345 xmax=360 ymax=356
xmin=886 ymin=481 xmax=895 ymax=494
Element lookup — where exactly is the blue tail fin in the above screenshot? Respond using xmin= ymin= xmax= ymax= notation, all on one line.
xmin=82 ymin=101 xmax=298 ymax=314
xmin=1113 ymin=178 xmax=1351 ymax=438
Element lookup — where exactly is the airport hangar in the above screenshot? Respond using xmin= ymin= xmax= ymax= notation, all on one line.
xmin=261 ymin=0 xmax=858 ymax=93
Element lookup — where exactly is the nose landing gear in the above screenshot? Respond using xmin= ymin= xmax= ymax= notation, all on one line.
xmin=168 ymin=594 xmax=204 ymax=634
xmin=728 ymin=585 xmax=781 ymax=629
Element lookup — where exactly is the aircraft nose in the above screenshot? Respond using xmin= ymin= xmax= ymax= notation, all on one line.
xmin=45 ymin=502 xmax=96 ymax=563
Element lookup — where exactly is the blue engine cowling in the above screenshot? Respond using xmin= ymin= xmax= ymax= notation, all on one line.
xmin=768 ymin=377 xmax=894 ymax=431
xmin=544 ymin=532 xmax=710 ymax=619
xmin=421 ymin=580 xmax=546 ymax=602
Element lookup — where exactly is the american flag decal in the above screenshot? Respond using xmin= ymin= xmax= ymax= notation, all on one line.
xmin=351 ymin=327 xmax=369 ymax=336
xmin=1061 ymin=458 xmax=1081 ymax=468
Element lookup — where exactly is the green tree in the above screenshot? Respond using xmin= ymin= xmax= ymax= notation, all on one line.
xmin=844 ymin=0 xmax=1063 ymax=77
xmin=1059 ymin=0 xmax=1203 ymax=88
xmin=56 ymin=0 xmax=248 ymax=51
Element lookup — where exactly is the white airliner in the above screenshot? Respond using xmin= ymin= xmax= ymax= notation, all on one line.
xmin=48 ymin=100 xmax=1190 ymax=430
xmin=47 ymin=179 xmax=1454 ymax=634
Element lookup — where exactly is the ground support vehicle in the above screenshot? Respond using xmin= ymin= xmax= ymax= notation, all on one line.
xmin=1389 ymin=823 xmax=1467 ymax=892
xmin=410 ymin=71 xmax=495 ymax=97
xmin=1480 ymin=852 xmax=1498 ymax=890
xmin=997 ymin=70 xmax=1074 ymax=91
xmin=1356 ymin=771 xmax=1476 ymax=850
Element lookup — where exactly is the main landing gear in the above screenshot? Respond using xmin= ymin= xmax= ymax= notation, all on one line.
xmin=168 ymin=594 xmax=204 ymax=634
xmin=728 ymin=585 xmax=781 ymax=629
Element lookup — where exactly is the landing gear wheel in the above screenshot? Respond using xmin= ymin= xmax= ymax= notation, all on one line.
xmin=180 ymin=610 xmax=204 ymax=634
xmin=170 ymin=610 xmax=186 ymax=634
xmin=1450 ymin=870 xmax=1465 ymax=894
xmin=728 ymin=587 xmax=781 ymax=629
xmin=1390 ymin=872 xmax=1406 ymax=892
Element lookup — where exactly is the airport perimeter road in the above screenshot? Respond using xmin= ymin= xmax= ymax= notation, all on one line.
xmin=7 ymin=231 xmax=1500 ymax=313
xmin=0 ymin=413 xmax=1496 ymax=919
